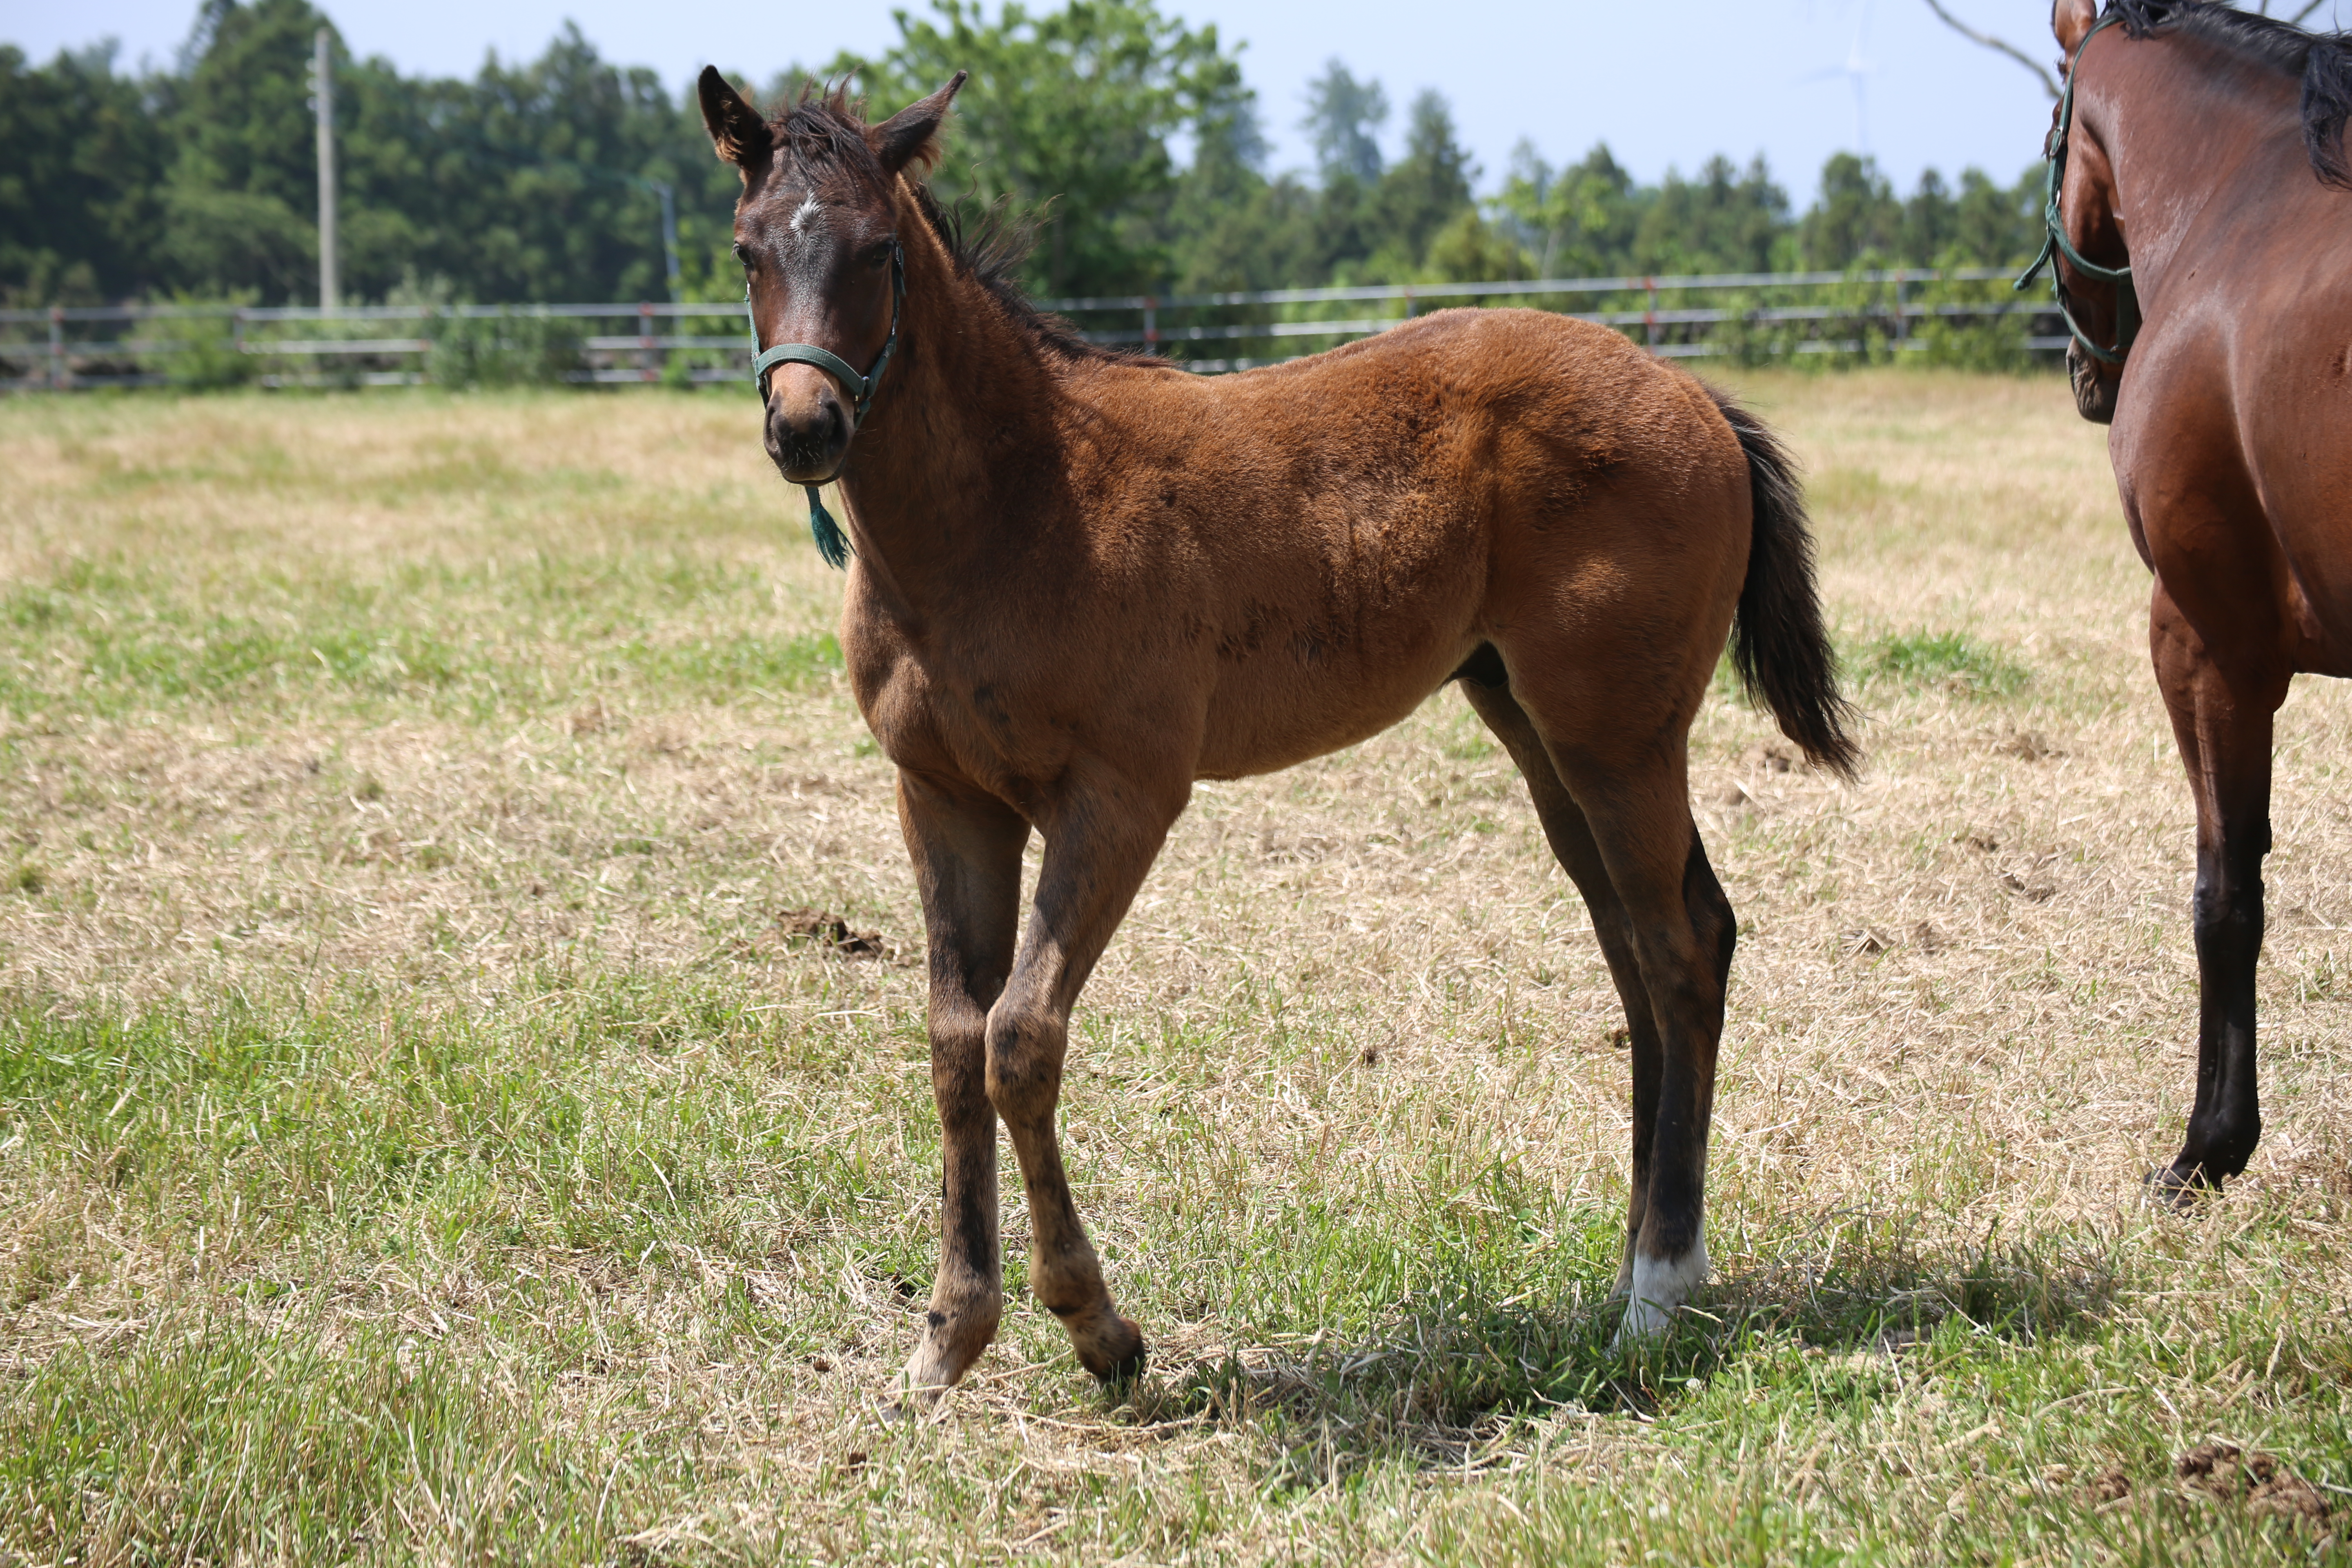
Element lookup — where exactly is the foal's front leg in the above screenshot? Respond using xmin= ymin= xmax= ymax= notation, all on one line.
xmin=897 ymin=772 xmax=1028 ymax=1400
xmin=990 ymin=762 xmax=1184 ymax=1381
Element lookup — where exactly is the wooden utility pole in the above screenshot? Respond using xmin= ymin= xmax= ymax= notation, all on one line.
xmin=315 ymin=28 xmax=338 ymax=312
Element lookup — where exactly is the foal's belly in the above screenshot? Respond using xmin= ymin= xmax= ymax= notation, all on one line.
xmin=1192 ymin=634 xmax=1476 ymax=780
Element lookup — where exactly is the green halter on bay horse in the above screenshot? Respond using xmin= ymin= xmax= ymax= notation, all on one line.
xmin=2035 ymin=0 xmax=2352 ymax=1195
xmin=697 ymin=67 xmax=1858 ymax=1398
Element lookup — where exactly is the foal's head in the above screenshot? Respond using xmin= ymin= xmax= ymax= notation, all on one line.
xmin=697 ymin=70 xmax=965 ymax=483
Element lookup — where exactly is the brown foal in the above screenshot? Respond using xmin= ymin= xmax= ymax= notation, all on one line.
xmin=2041 ymin=1 xmax=2352 ymax=1193
xmin=697 ymin=70 xmax=1858 ymax=1397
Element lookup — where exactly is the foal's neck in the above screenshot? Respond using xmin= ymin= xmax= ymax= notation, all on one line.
xmin=833 ymin=190 xmax=1096 ymax=631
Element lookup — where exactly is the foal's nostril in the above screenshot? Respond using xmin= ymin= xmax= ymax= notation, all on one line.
xmin=767 ymin=395 xmax=852 ymax=475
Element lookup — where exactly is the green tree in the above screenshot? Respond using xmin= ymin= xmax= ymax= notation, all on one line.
xmin=0 ymin=43 xmax=169 ymax=304
xmin=1162 ymin=95 xmax=1325 ymax=293
xmin=160 ymin=0 xmax=328 ymax=300
xmin=846 ymin=0 xmax=1246 ymax=297
xmin=1799 ymin=152 xmax=1902 ymax=269
xmin=1633 ymin=156 xmax=1788 ymax=274
xmin=1301 ymin=59 xmax=1387 ymax=186
xmin=1951 ymin=165 xmax=2042 ymax=266
xmin=1371 ymin=90 xmax=1476 ymax=270
xmin=1494 ymin=141 xmax=1643 ymax=278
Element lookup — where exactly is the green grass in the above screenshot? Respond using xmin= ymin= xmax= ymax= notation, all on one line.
xmin=1857 ymin=628 xmax=2032 ymax=697
xmin=0 ymin=563 xmax=843 ymax=720
xmin=2 ymin=1318 xmax=643 ymax=1564
xmin=3 ymin=384 xmax=2349 ymax=1563
xmin=2 ymin=978 xmax=2347 ymax=1563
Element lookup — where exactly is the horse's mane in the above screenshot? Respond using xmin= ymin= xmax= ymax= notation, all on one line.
xmin=765 ymin=81 xmax=1132 ymax=364
xmin=2105 ymin=0 xmax=2352 ymax=187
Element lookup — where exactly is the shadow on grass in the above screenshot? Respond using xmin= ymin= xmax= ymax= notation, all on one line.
xmin=1120 ymin=1216 xmax=2122 ymax=1492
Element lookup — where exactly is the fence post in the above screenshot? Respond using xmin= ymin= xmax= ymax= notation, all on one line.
xmin=232 ymin=306 xmax=247 ymax=361
xmin=639 ymin=301 xmax=659 ymax=382
xmin=1143 ymin=296 xmax=1158 ymax=352
xmin=1895 ymin=270 xmax=1911 ymax=352
xmin=1644 ymin=278 xmax=1658 ymax=352
xmin=48 ymin=306 xmax=65 ymax=391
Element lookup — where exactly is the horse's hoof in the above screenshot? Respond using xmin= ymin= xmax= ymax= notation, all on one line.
xmin=2143 ymin=1163 xmax=2219 ymax=1210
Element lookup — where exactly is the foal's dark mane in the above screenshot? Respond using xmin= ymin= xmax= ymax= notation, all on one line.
xmin=2102 ymin=0 xmax=2352 ymax=187
xmin=764 ymin=81 xmax=1132 ymax=365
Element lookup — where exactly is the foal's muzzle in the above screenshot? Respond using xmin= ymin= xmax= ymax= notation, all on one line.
xmin=763 ymin=368 xmax=853 ymax=483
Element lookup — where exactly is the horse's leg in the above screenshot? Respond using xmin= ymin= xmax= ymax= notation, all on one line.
xmin=989 ymin=763 xmax=1180 ymax=1381
xmin=1499 ymin=676 xmax=1733 ymax=1336
xmin=896 ymin=771 xmax=1029 ymax=1399
xmin=1460 ymin=678 xmax=1675 ymax=1300
xmin=2150 ymin=582 xmax=2288 ymax=1192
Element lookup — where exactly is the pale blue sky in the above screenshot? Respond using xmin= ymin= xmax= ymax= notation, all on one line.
xmin=7 ymin=0 xmax=2280 ymax=198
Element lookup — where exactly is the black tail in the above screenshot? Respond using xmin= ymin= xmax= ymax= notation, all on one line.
xmin=1709 ymin=387 xmax=1861 ymax=779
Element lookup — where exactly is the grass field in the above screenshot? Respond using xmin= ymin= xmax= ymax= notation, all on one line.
xmin=0 ymin=371 xmax=2347 ymax=1565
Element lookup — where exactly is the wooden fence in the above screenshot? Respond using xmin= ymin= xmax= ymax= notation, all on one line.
xmin=0 ymin=267 xmax=2065 ymax=391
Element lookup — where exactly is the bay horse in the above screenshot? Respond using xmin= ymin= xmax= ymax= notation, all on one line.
xmin=694 ymin=68 xmax=1858 ymax=1397
xmin=2034 ymin=0 xmax=2352 ymax=1194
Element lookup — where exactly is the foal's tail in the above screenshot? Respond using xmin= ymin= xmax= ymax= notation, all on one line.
xmin=1709 ymin=387 xmax=1861 ymax=779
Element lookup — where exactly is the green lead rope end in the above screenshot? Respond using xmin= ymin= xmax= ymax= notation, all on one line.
xmin=804 ymin=486 xmax=852 ymax=571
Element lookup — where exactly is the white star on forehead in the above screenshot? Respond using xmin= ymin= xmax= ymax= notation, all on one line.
xmin=789 ymin=194 xmax=822 ymax=236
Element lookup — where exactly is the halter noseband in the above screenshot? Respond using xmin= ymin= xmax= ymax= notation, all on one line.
xmin=745 ymin=240 xmax=907 ymax=569
xmin=2015 ymin=9 xmax=2138 ymax=367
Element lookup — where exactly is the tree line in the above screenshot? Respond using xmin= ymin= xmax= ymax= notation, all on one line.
xmin=2 ymin=0 xmax=2047 ymax=311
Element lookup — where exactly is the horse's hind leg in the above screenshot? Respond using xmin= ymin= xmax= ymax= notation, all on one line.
xmin=1486 ymin=663 xmax=1735 ymax=1336
xmin=1461 ymin=678 xmax=1677 ymax=1298
xmin=2150 ymin=584 xmax=2288 ymax=1192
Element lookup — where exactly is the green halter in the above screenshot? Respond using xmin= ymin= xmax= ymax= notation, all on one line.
xmin=2015 ymin=9 xmax=2139 ymax=366
xmin=745 ymin=241 xmax=906 ymax=569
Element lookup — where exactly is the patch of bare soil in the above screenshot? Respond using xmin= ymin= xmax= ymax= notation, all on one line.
xmin=2176 ymin=1443 xmax=2334 ymax=1524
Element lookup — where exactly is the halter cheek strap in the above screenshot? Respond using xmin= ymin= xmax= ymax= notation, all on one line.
xmin=2015 ymin=9 xmax=2138 ymax=367
xmin=745 ymin=242 xmax=907 ymax=569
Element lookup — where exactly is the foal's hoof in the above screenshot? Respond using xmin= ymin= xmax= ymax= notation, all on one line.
xmin=1075 ymin=1314 xmax=1147 ymax=1386
xmin=1611 ymin=1296 xmax=1677 ymax=1350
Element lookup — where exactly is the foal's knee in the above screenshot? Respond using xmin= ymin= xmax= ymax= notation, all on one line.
xmin=983 ymin=1004 xmax=1065 ymax=1123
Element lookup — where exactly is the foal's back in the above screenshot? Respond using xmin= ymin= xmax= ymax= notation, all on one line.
xmin=1025 ymin=307 xmax=1753 ymax=782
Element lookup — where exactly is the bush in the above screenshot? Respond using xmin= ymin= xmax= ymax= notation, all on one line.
xmin=425 ymin=310 xmax=584 ymax=389
xmin=151 ymin=301 xmax=258 ymax=391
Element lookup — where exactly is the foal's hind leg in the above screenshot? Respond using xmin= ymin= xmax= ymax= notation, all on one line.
xmin=1460 ymin=679 xmax=1673 ymax=1299
xmin=1491 ymin=672 xmax=1735 ymax=1336
xmin=2150 ymin=584 xmax=2288 ymax=1192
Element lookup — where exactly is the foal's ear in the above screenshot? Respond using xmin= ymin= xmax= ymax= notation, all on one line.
xmin=698 ymin=66 xmax=770 ymax=165
xmin=872 ymin=71 xmax=968 ymax=177
xmin=2053 ymin=0 xmax=2098 ymax=57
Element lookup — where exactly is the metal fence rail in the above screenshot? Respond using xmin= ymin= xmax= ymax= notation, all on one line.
xmin=0 ymin=266 xmax=2064 ymax=391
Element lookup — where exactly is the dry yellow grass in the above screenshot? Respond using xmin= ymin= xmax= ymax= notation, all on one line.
xmin=0 ymin=373 xmax=2345 ymax=1564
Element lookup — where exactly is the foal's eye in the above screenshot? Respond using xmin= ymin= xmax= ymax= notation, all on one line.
xmin=731 ymin=243 xmax=751 ymax=268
